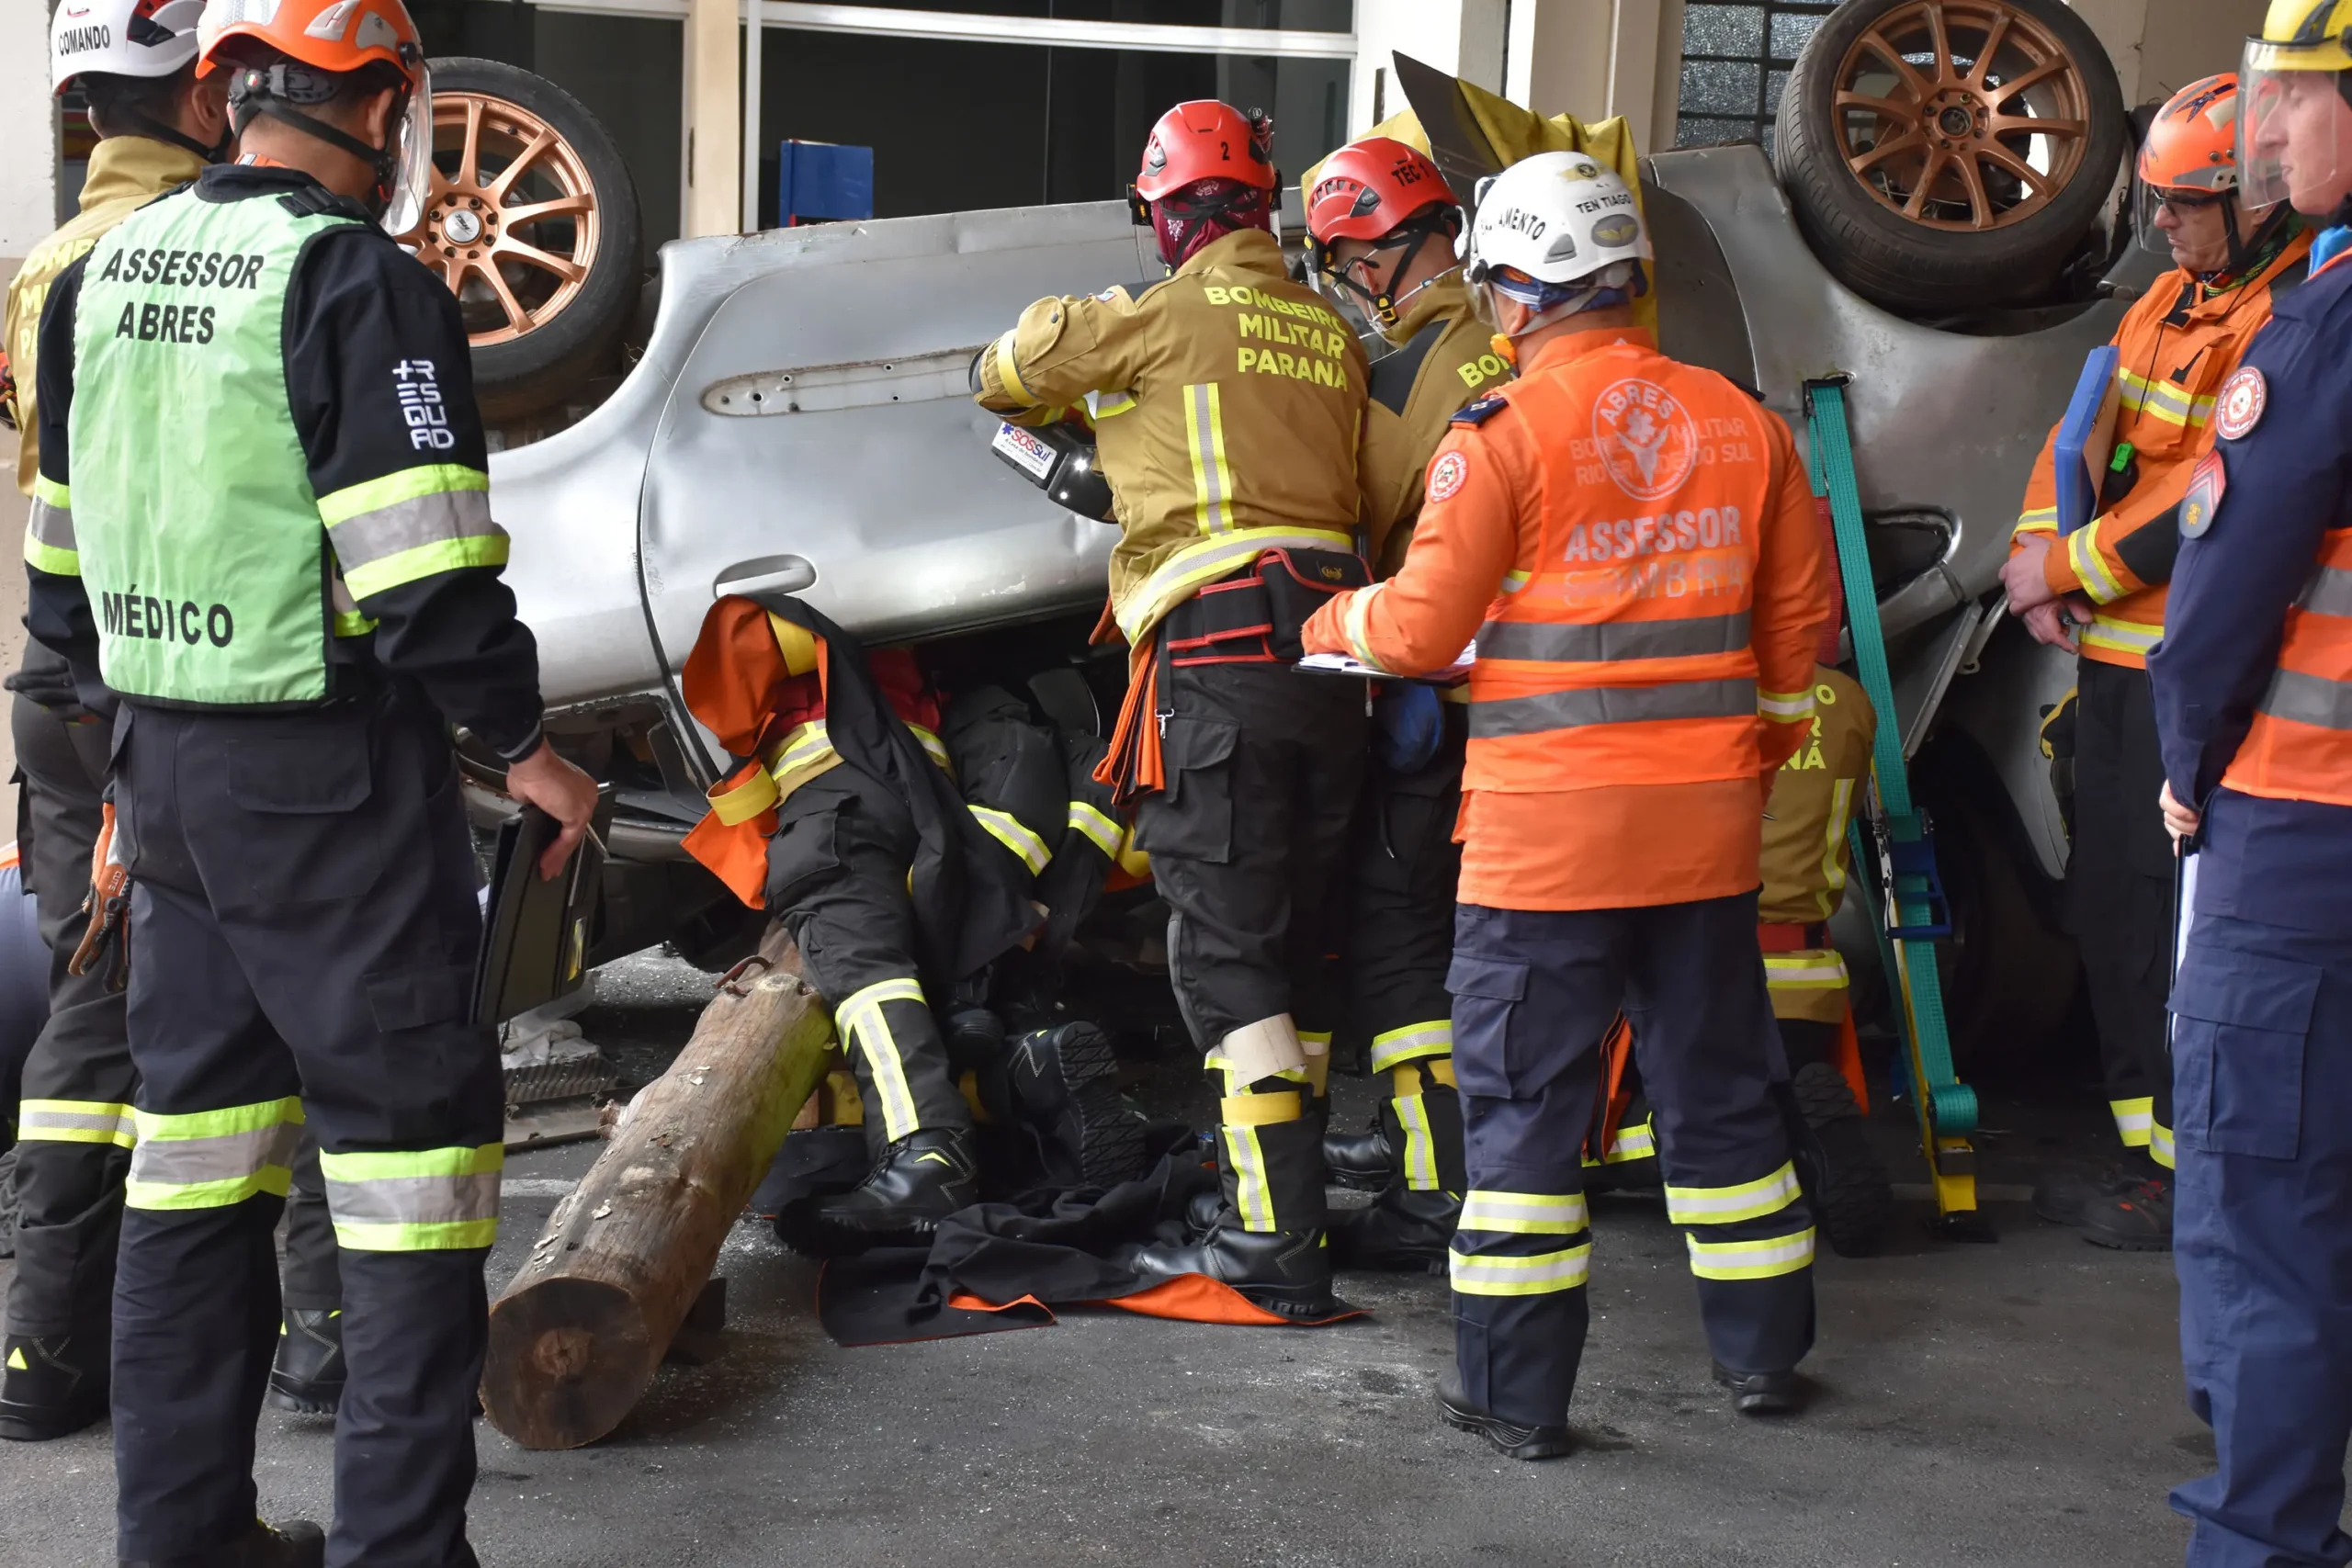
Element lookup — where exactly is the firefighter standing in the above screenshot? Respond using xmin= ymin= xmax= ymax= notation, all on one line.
xmin=975 ymin=101 xmax=1374 ymax=1317
xmin=1303 ymin=138 xmax=1491 ymax=1269
xmin=27 ymin=0 xmax=595 ymax=1557
xmin=2004 ymin=73 xmax=2310 ymax=1250
xmin=1304 ymin=152 xmax=1832 ymax=1456
xmin=2 ymin=0 xmax=341 ymax=1441
xmin=2149 ymin=5 xmax=2352 ymax=1558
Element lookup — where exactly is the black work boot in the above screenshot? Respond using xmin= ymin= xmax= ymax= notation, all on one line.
xmin=120 ymin=1517 xmax=327 ymax=1568
xmin=1009 ymin=1022 xmax=1146 ymax=1187
xmin=1332 ymin=1185 xmax=1460 ymax=1273
xmin=2032 ymin=1157 xmax=2145 ymax=1229
xmin=1436 ymin=1371 xmax=1573 ymax=1461
xmin=1125 ymin=1096 xmax=1336 ymax=1319
xmin=1786 ymin=1063 xmax=1894 ymax=1258
xmin=1714 ymin=1360 xmax=1806 ymax=1416
xmin=0 ymin=1333 xmax=108 ymax=1441
xmin=2081 ymin=1168 xmax=2173 ymax=1252
xmin=775 ymin=1127 xmax=979 ymax=1256
xmin=1323 ymin=1122 xmax=1396 ymax=1190
xmin=265 ymin=1309 xmax=345 ymax=1416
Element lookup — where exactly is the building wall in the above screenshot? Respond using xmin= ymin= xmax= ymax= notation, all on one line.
xmin=2071 ymin=0 xmax=2270 ymax=107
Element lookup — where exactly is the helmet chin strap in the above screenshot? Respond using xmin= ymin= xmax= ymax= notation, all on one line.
xmin=230 ymin=76 xmax=404 ymax=217
xmin=108 ymin=106 xmax=229 ymax=164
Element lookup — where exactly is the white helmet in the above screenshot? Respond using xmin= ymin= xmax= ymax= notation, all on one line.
xmin=51 ymin=0 xmax=207 ymax=94
xmin=1462 ymin=152 xmax=1652 ymax=332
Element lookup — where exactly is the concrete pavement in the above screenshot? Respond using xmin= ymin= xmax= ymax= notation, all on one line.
xmin=0 ymin=953 xmax=2207 ymax=1567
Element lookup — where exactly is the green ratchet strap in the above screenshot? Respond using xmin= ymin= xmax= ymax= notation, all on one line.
xmin=1804 ymin=379 xmax=1978 ymax=1139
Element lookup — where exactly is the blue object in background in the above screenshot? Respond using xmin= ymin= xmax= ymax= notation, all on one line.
xmin=2055 ymin=344 xmax=2122 ymax=536
xmin=780 ymin=141 xmax=875 ymax=225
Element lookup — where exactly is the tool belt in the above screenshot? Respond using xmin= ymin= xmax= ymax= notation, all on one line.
xmin=1160 ymin=547 xmax=1370 ymax=667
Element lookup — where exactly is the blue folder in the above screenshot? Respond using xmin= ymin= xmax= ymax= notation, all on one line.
xmin=2054 ymin=344 xmax=2121 ymax=536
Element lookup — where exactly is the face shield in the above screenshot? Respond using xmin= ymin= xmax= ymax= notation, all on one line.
xmin=2238 ymin=35 xmax=2352 ymax=215
xmin=2135 ymin=180 xmax=2232 ymax=257
xmin=380 ymin=55 xmax=433 ymax=237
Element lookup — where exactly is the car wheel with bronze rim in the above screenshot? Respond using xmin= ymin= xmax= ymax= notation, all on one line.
xmin=408 ymin=58 xmax=642 ymax=422
xmin=1775 ymin=0 xmax=2128 ymax=314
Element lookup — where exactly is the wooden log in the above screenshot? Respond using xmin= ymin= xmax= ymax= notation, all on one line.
xmin=481 ymin=921 xmax=833 ymax=1450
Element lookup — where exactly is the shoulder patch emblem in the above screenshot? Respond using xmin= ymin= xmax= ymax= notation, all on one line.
xmin=2180 ymin=450 xmax=2227 ymax=540
xmin=1452 ymin=395 xmax=1509 ymax=426
xmin=1428 ymin=450 xmax=1470 ymax=504
xmin=2215 ymin=367 xmax=2267 ymax=441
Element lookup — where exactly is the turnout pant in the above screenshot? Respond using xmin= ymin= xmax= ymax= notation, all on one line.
xmin=768 ymin=769 xmax=967 ymax=1155
xmin=2171 ymin=911 xmax=2352 ymax=1568
xmin=111 ymin=694 xmax=498 ymax=1568
xmin=1449 ymin=892 xmax=1816 ymax=1428
xmin=6 ymin=694 xmax=132 ymax=1343
xmin=1136 ymin=661 xmax=1364 ymax=1231
xmin=1344 ymin=721 xmax=1467 ymax=1193
xmin=2067 ymin=659 xmax=2176 ymax=1166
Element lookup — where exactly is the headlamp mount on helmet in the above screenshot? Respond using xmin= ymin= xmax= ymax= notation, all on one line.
xmin=226 ymin=43 xmax=430 ymax=230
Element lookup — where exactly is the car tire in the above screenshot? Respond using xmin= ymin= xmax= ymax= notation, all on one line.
xmin=409 ymin=58 xmax=643 ymax=421
xmin=1774 ymin=0 xmax=2128 ymax=315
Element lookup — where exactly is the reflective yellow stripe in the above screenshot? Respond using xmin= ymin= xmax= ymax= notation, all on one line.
xmin=1499 ymin=569 xmax=1532 ymax=593
xmin=1449 ymin=1242 xmax=1591 ymax=1296
xmin=1182 ymin=382 xmax=1235 ymax=536
xmin=1820 ymin=778 xmax=1855 ymax=901
xmin=2119 ymin=369 xmax=2199 ymax=428
xmin=320 ymin=1143 xmax=503 ymax=1251
xmin=1114 ymin=526 xmax=1357 ymax=644
xmin=1220 ymin=1089 xmax=1302 ymax=1126
xmin=1368 ymin=1020 xmax=1451 ymax=1073
xmin=2150 ymin=1120 xmax=2176 ymax=1171
xmin=125 ymin=1098 xmax=305 ymax=1211
xmin=990 ymin=329 xmax=1034 ymax=405
xmin=2068 ymin=524 xmax=2130 ymax=604
xmin=1394 ymin=1093 xmax=1440 ymax=1190
xmin=1085 ymin=388 xmax=1138 ymax=420
xmin=339 ymin=534 xmax=510 ymax=600
xmin=1687 ymin=1226 xmax=1815 ymax=1280
xmin=1225 ymin=1122 xmax=1275 ymax=1232
xmin=23 ymin=535 xmax=79 ymax=576
xmin=1459 ymin=1190 xmax=1587 ymax=1235
xmin=1067 ymin=800 xmax=1122 ymax=860
xmin=2013 ymin=507 xmax=2060 ymax=536
xmin=839 ymin=977 xmax=927 ymax=1142
xmin=1764 ymin=951 xmax=1849 ymax=990
xmin=710 ymin=766 xmax=781 ymax=827
xmin=17 ymin=1098 xmax=136 ymax=1148
xmin=1758 ymin=688 xmax=1815 ymax=723
xmin=2081 ymin=615 xmax=2162 ymax=656
xmin=906 ymin=723 xmax=953 ymax=775
xmin=969 ymin=805 xmax=1051 ymax=874
xmin=1343 ymin=583 xmax=1391 ymax=672
xmin=1664 ymin=1161 xmax=1801 ymax=1225
xmin=32 ymin=475 xmax=70 ymax=512
xmin=1605 ymin=1116 xmax=1656 ymax=1163
xmin=2110 ymin=1096 xmax=2154 ymax=1147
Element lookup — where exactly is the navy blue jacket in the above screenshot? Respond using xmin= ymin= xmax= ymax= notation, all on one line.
xmin=2148 ymin=227 xmax=2352 ymax=934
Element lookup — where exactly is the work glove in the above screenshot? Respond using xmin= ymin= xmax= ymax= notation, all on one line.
xmin=67 ymin=801 xmax=130 ymax=993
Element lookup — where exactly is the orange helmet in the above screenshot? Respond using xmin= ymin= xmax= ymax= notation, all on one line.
xmin=1133 ymin=100 xmax=1274 ymax=202
xmin=2140 ymin=73 xmax=2243 ymax=194
xmin=1306 ymin=138 xmax=1462 ymax=330
xmin=197 ymin=0 xmax=431 ymax=232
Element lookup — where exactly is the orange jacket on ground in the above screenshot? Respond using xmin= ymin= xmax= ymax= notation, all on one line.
xmin=2011 ymin=231 xmax=2311 ymax=669
xmin=1302 ymin=323 xmax=1833 ymax=911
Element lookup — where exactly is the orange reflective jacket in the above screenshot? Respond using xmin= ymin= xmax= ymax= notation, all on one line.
xmin=1303 ymin=325 xmax=1831 ymax=909
xmin=2221 ymin=522 xmax=2352 ymax=806
xmin=2012 ymin=231 xmax=2311 ymax=668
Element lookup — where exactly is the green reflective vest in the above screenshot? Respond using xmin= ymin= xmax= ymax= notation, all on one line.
xmin=69 ymin=186 xmax=361 ymax=706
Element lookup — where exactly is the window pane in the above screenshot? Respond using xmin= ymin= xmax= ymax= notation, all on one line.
xmin=1682 ymin=4 xmax=1764 ymax=58
xmin=1679 ymin=58 xmax=1761 ymax=117
xmin=1770 ymin=12 xmax=1825 ymax=62
xmin=1764 ymin=67 xmax=1791 ymax=117
xmin=1678 ymin=116 xmax=1760 ymax=149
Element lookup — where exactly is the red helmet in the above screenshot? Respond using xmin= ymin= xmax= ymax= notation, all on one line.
xmin=1306 ymin=138 xmax=1456 ymax=246
xmin=1134 ymin=100 xmax=1275 ymax=202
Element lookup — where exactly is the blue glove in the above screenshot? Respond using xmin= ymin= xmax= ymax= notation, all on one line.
xmin=1373 ymin=681 xmax=1444 ymax=774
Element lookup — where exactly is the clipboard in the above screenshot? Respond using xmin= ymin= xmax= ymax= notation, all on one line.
xmin=1295 ymin=642 xmax=1475 ymax=688
xmin=2055 ymin=344 xmax=2121 ymax=536
xmin=472 ymin=785 xmax=613 ymax=1027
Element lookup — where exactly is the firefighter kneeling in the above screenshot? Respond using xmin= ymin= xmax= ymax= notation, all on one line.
xmin=1303 ymin=153 xmax=1833 ymax=1456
